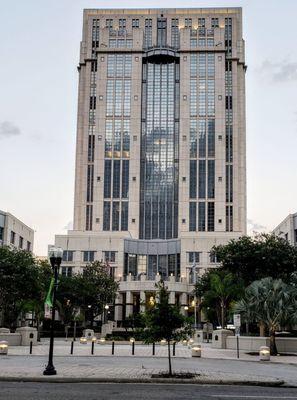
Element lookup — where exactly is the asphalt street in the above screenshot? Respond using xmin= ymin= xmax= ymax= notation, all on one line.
xmin=0 ymin=383 xmax=297 ymax=400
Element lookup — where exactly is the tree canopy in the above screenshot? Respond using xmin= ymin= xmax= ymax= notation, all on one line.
xmin=212 ymin=234 xmax=297 ymax=286
xmin=195 ymin=269 xmax=243 ymax=327
xmin=140 ymin=281 xmax=192 ymax=376
xmin=235 ymin=277 xmax=297 ymax=355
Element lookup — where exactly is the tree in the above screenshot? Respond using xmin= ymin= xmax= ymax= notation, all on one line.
xmin=140 ymin=282 xmax=192 ymax=376
xmin=71 ymin=261 xmax=118 ymax=327
xmin=212 ymin=234 xmax=297 ymax=286
xmin=0 ymin=246 xmax=46 ymax=327
xmin=235 ymin=277 xmax=297 ymax=355
xmin=195 ymin=269 xmax=243 ymax=328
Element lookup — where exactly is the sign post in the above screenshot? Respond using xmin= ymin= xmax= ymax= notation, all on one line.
xmin=233 ymin=314 xmax=241 ymax=359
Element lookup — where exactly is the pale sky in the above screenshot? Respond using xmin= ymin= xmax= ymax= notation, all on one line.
xmin=0 ymin=0 xmax=297 ymax=255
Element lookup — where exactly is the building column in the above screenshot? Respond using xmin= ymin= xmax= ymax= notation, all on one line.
xmin=125 ymin=291 xmax=133 ymax=317
xmin=169 ymin=291 xmax=175 ymax=305
xmin=140 ymin=291 xmax=146 ymax=312
xmin=180 ymin=292 xmax=188 ymax=316
xmin=114 ymin=293 xmax=123 ymax=322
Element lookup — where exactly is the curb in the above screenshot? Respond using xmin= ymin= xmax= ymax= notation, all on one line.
xmin=0 ymin=376 xmax=285 ymax=387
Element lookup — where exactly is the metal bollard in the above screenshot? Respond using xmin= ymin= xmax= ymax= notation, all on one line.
xmin=29 ymin=341 xmax=33 ymax=355
xmin=70 ymin=341 xmax=74 ymax=354
xmin=132 ymin=341 xmax=135 ymax=355
xmin=152 ymin=342 xmax=155 ymax=356
xmin=91 ymin=341 xmax=95 ymax=355
xmin=112 ymin=341 xmax=115 ymax=355
xmin=173 ymin=342 xmax=176 ymax=356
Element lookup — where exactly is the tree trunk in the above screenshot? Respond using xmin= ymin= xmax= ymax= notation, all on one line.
xmin=221 ymin=301 xmax=225 ymax=329
xmin=259 ymin=321 xmax=265 ymax=337
xmin=245 ymin=321 xmax=249 ymax=335
xmin=167 ymin=340 xmax=172 ymax=376
xmin=269 ymin=329 xmax=278 ymax=356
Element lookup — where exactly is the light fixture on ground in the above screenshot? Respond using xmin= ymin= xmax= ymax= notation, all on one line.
xmin=259 ymin=346 xmax=270 ymax=361
xmin=191 ymin=344 xmax=201 ymax=357
xmin=43 ymin=246 xmax=63 ymax=376
xmin=0 ymin=341 xmax=8 ymax=355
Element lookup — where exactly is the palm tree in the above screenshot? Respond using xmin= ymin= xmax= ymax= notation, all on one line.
xmin=196 ymin=270 xmax=243 ymax=328
xmin=235 ymin=277 xmax=297 ymax=355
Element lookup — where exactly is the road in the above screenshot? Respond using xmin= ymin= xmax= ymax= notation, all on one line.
xmin=0 ymin=383 xmax=297 ymax=400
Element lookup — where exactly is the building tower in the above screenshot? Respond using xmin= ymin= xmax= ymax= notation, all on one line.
xmin=55 ymin=8 xmax=246 ymax=326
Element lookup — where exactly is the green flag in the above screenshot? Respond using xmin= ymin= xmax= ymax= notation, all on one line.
xmin=44 ymin=277 xmax=54 ymax=319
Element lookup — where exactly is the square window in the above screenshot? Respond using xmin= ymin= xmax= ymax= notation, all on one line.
xmin=183 ymin=95 xmax=187 ymax=100
xmin=134 ymin=95 xmax=138 ymax=100
xmin=218 ymin=135 xmax=222 ymax=140
xmin=101 ymin=57 xmax=105 ymax=61
xmin=218 ymin=176 xmax=222 ymax=182
xmin=218 ymin=219 xmax=222 ymax=223
xmin=218 ymin=95 xmax=222 ymax=100
xmin=99 ymin=95 xmax=103 ymax=100
xmin=132 ymin=177 xmax=136 ymax=181
xmin=183 ymin=135 xmax=187 ymax=141
xmin=132 ymin=218 xmax=136 ymax=223
xmin=133 ymin=135 xmax=137 ymax=141
xmin=182 ymin=219 xmax=186 ymax=224
xmin=135 ymin=56 xmax=139 ymax=61
xmin=183 ymin=56 xmax=187 ymax=61
xmin=182 ymin=177 xmax=186 ymax=182
xmin=96 ymin=218 xmax=100 ymax=223
xmin=218 ymin=55 xmax=222 ymax=61
xmin=97 ymin=176 xmax=101 ymax=181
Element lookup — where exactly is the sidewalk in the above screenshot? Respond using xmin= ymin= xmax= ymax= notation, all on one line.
xmin=1 ymin=341 xmax=297 ymax=386
xmin=7 ymin=340 xmax=297 ymax=365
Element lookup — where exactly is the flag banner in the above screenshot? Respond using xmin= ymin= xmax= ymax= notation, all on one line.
xmin=44 ymin=277 xmax=54 ymax=319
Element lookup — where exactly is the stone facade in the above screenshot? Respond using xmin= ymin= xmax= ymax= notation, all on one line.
xmin=54 ymin=8 xmax=247 ymax=326
xmin=0 ymin=210 xmax=34 ymax=252
xmin=272 ymin=212 xmax=297 ymax=246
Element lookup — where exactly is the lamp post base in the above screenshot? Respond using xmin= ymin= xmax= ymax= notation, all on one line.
xmin=43 ymin=364 xmax=57 ymax=375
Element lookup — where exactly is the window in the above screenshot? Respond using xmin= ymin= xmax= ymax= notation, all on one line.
xmin=63 ymin=250 xmax=74 ymax=262
xmin=106 ymin=19 xmax=113 ymax=28
xmin=211 ymin=18 xmax=219 ymax=28
xmin=157 ymin=18 xmax=167 ymax=47
xmin=83 ymin=251 xmax=95 ymax=263
xmin=119 ymin=18 xmax=126 ymax=29
xmin=19 ymin=236 xmax=23 ymax=249
xmin=189 ymin=202 xmax=196 ymax=231
xmin=185 ymin=18 xmax=192 ymax=28
xmin=61 ymin=267 xmax=73 ymax=277
xmin=10 ymin=231 xmax=15 ymax=244
xmin=295 ymin=229 xmax=297 ymax=245
xmin=209 ymin=252 xmax=217 ymax=263
xmin=0 ymin=227 xmax=3 ymax=242
xmin=103 ymin=201 xmax=111 ymax=231
xmin=198 ymin=18 xmax=205 ymax=27
xmin=103 ymin=251 xmax=117 ymax=263
xmin=208 ymin=202 xmax=215 ymax=231
xmin=26 ymin=241 xmax=31 ymax=252
xmin=188 ymin=252 xmax=200 ymax=263
xmin=132 ymin=19 xmax=139 ymax=28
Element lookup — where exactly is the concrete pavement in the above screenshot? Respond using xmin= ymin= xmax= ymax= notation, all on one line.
xmin=0 ymin=340 xmax=296 ymax=386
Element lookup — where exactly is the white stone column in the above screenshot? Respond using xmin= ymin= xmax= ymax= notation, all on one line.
xmin=140 ymin=291 xmax=146 ymax=312
xmin=180 ymin=292 xmax=188 ymax=316
xmin=169 ymin=291 xmax=175 ymax=305
xmin=114 ymin=293 xmax=123 ymax=322
xmin=125 ymin=291 xmax=133 ymax=317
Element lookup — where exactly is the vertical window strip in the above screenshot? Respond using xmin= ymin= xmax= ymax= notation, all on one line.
xmin=189 ymin=202 xmax=197 ymax=231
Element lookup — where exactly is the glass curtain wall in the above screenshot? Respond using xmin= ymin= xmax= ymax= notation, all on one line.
xmin=140 ymin=58 xmax=179 ymax=239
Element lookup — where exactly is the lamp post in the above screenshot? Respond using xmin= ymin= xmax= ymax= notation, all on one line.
xmin=43 ymin=246 xmax=63 ymax=376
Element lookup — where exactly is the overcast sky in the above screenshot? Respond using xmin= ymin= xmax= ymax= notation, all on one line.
xmin=1 ymin=0 xmax=297 ymax=255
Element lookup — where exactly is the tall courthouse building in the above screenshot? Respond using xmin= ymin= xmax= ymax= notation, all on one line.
xmin=55 ymin=8 xmax=247 ymax=324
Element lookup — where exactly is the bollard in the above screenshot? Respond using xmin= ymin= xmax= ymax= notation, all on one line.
xmin=259 ymin=346 xmax=270 ymax=361
xmin=70 ymin=341 xmax=74 ymax=355
xmin=91 ymin=341 xmax=95 ymax=355
xmin=152 ymin=342 xmax=155 ymax=356
xmin=173 ymin=342 xmax=176 ymax=356
xmin=132 ymin=341 xmax=135 ymax=355
xmin=29 ymin=341 xmax=33 ymax=355
xmin=112 ymin=341 xmax=115 ymax=355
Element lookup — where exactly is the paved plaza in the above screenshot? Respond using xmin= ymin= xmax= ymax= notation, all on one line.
xmin=0 ymin=340 xmax=296 ymax=386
